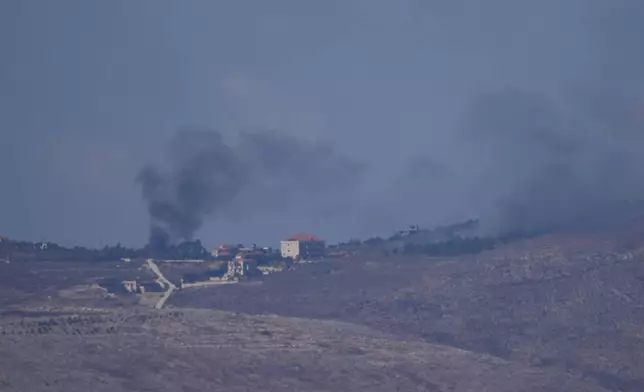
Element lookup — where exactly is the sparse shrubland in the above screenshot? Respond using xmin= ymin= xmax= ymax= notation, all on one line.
xmin=170 ymin=224 xmax=644 ymax=391
xmin=402 ymin=231 xmax=534 ymax=257
xmin=0 ymin=238 xmax=212 ymax=263
xmin=0 ymin=309 xmax=608 ymax=392
xmin=3 ymin=219 xmax=644 ymax=391
xmin=403 ymin=236 xmax=497 ymax=256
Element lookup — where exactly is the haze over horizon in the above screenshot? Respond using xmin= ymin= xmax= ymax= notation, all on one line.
xmin=1 ymin=1 xmax=643 ymax=248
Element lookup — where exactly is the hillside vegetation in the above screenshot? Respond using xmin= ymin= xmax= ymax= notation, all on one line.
xmin=3 ymin=219 xmax=644 ymax=390
xmin=0 ymin=309 xmax=605 ymax=392
xmin=171 ymin=226 xmax=644 ymax=391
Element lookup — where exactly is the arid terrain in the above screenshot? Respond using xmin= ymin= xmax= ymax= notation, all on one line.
xmin=0 ymin=308 xmax=606 ymax=392
xmin=170 ymin=227 xmax=644 ymax=391
xmin=2 ymin=224 xmax=644 ymax=391
xmin=0 ymin=260 xmax=153 ymax=310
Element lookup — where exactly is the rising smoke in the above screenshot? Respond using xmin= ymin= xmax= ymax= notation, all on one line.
xmin=136 ymin=126 xmax=364 ymax=247
xmin=455 ymin=88 xmax=644 ymax=234
xmin=391 ymin=2 xmax=644 ymax=236
xmin=482 ymin=2 xmax=644 ymax=233
xmin=139 ymin=2 xmax=644 ymax=245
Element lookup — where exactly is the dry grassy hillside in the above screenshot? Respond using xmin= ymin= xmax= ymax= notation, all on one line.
xmin=0 ymin=309 xmax=606 ymax=392
xmin=2 ymin=223 xmax=644 ymax=390
xmin=170 ymin=228 xmax=644 ymax=391
xmin=0 ymin=260 xmax=152 ymax=309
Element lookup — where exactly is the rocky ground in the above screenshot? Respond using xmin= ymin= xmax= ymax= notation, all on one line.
xmin=3 ymin=225 xmax=644 ymax=390
xmin=0 ymin=260 xmax=152 ymax=310
xmin=170 ymin=229 xmax=644 ymax=391
xmin=0 ymin=309 xmax=605 ymax=392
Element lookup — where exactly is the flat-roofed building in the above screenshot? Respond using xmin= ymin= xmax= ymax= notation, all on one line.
xmin=212 ymin=244 xmax=238 ymax=260
xmin=226 ymin=258 xmax=260 ymax=280
xmin=280 ymin=233 xmax=326 ymax=261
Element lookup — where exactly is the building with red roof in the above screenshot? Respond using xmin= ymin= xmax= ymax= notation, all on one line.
xmin=280 ymin=233 xmax=326 ymax=261
xmin=211 ymin=244 xmax=240 ymax=260
xmin=285 ymin=233 xmax=323 ymax=242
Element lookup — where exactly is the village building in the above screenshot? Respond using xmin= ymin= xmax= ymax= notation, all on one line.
xmin=122 ymin=280 xmax=138 ymax=293
xmin=226 ymin=258 xmax=260 ymax=280
xmin=238 ymin=244 xmax=258 ymax=252
xmin=280 ymin=233 xmax=326 ymax=261
xmin=137 ymin=280 xmax=164 ymax=293
xmin=211 ymin=243 xmax=238 ymax=260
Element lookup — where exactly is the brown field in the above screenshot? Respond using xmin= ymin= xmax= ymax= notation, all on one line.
xmin=0 ymin=260 xmax=153 ymax=309
xmin=0 ymin=308 xmax=605 ymax=392
xmin=2 ymin=225 xmax=644 ymax=390
xmin=169 ymin=230 xmax=644 ymax=391
xmin=156 ymin=260 xmax=227 ymax=284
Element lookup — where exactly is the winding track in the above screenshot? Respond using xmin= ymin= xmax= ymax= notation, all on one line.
xmin=146 ymin=259 xmax=177 ymax=309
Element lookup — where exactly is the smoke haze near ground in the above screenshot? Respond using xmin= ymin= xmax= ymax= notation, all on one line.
xmin=374 ymin=1 xmax=644 ymax=237
xmin=442 ymin=87 xmax=644 ymax=235
xmin=137 ymin=127 xmax=364 ymax=246
xmin=1 ymin=1 xmax=644 ymax=246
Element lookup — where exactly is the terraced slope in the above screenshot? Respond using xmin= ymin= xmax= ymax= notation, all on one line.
xmin=0 ymin=309 xmax=606 ymax=392
xmin=170 ymin=230 xmax=644 ymax=391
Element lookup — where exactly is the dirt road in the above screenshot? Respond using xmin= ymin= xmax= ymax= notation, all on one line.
xmin=146 ymin=259 xmax=177 ymax=309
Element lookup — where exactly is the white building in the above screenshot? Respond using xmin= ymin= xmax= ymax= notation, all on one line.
xmin=280 ymin=233 xmax=326 ymax=261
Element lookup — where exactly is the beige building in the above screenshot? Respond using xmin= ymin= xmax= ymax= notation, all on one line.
xmin=226 ymin=258 xmax=259 ymax=280
xmin=280 ymin=233 xmax=326 ymax=261
xmin=122 ymin=280 xmax=138 ymax=293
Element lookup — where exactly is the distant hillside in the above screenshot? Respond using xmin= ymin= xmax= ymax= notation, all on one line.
xmin=171 ymin=219 xmax=644 ymax=391
xmin=0 ymin=309 xmax=607 ymax=392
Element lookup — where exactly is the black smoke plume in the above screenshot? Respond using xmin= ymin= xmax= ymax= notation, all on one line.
xmin=136 ymin=127 xmax=364 ymax=248
xmin=393 ymin=2 xmax=644 ymax=236
xmin=455 ymin=88 xmax=644 ymax=234
xmin=464 ymin=2 xmax=644 ymax=234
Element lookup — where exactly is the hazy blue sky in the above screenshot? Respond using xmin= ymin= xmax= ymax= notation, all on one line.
xmin=1 ymin=1 xmax=642 ymax=248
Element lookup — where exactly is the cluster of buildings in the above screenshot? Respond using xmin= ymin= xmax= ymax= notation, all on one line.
xmin=109 ymin=276 xmax=167 ymax=294
xmin=213 ymin=233 xmax=327 ymax=281
xmin=279 ymin=233 xmax=326 ymax=260
xmin=212 ymin=243 xmax=275 ymax=260
xmin=121 ymin=279 xmax=166 ymax=294
xmin=212 ymin=244 xmax=273 ymax=280
xmin=211 ymin=233 xmax=326 ymax=262
xmin=110 ymin=233 xmax=330 ymax=293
